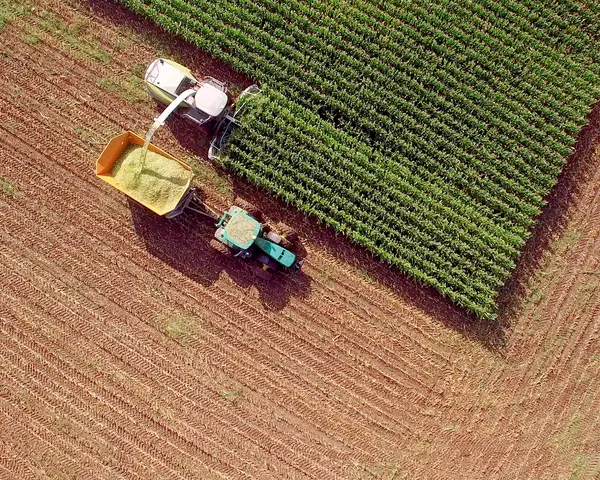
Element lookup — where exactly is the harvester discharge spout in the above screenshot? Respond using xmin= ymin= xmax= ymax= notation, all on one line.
xmin=145 ymin=88 xmax=197 ymax=146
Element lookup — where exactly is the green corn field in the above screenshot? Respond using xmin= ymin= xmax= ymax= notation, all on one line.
xmin=120 ymin=0 xmax=600 ymax=319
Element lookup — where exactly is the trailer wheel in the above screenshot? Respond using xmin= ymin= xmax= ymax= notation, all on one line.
xmin=234 ymin=197 xmax=263 ymax=221
xmin=276 ymin=222 xmax=298 ymax=242
xmin=209 ymin=239 xmax=230 ymax=256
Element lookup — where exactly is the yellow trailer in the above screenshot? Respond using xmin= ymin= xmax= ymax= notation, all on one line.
xmin=95 ymin=131 xmax=194 ymax=217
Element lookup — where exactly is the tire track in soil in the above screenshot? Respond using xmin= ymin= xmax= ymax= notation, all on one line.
xmin=0 ymin=222 xmax=404 ymax=480
xmin=0 ymin=38 xmax=141 ymax=138
xmin=1 ymin=118 xmax=449 ymax=411
xmin=0 ymin=141 xmax=440 ymax=474
xmin=0 ymin=150 xmax=464 ymax=476
xmin=0 ymin=135 xmax=450 ymax=416
xmin=0 ymin=325 xmax=251 ymax=480
xmin=0 ymin=223 xmax=418 ymax=474
xmin=0 ymin=254 xmax=337 ymax=479
xmin=504 ymin=184 xmax=600 ymax=478
xmin=0 ymin=392 xmax=119 ymax=480
xmin=0 ymin=255 xmax=356 ymax=480
xmin=1 ymin=202 xmax=436 ymax=450
xmin=0 ymin=135 xmax=452 ymax=446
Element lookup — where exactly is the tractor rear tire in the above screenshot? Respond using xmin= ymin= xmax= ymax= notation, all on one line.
xmin=234 ymin=197 xmax=263 ymax=221
xmin=279 ymin=236 xmax=293 ymax=250
xmin=209 ymin=239 xmax=230 ymax=256
xmin=276 ymin=222 xmax=298 ymax=242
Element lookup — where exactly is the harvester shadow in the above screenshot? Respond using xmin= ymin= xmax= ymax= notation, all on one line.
xmin=127 ymin=197 xmax=312 ymax=311
xmin=164 ymin=114 xmax=212 ymax=160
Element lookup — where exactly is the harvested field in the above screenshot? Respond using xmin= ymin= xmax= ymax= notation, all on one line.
xmin=0 ymin=0 xmax=599 ymax=479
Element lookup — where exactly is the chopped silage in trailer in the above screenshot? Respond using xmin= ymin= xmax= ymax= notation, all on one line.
xmin=111 ymin=145 xmax=190 ymax=214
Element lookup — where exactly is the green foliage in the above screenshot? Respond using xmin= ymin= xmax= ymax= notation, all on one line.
xmin=37 ymin=11 xmax=111 ymax=64
xmin=119 ymin=0 xmax=600 ymax=319
xmin=0 ymin=177 xmax=17 ymax=197
xmin=155 ymin=311 xmax=197 ymax=341
xmin=22 ymin=32 xmax=41 ymax=44
xmin=220 ymin=389 xmax=241 ymax=403
xmin=0 ymin=0 xmax=33 ymax=31
xmin=96 ymin=74 xmax=146 ymax=103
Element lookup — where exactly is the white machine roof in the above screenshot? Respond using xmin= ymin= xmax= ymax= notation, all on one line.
xmin=194 ymin=83 xmax=228 ymax=117
xmin=147 ymin=60 xmax=187 ymax=95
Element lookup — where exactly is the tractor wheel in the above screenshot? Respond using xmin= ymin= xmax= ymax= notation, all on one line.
xmin=234 ymin=197 xmax=263 ymax=221
xmin=209 ymin=239 xmax=230 ymax=256
xmin=278 ymin=235 xmax=293 ymax=250
xmin=257 ymin=267 xmax=273 ymax=281
xmin=256 ymin=254 xmax=277 ymax=280
xmin=276 ymin=222 xmax=298 ymax=243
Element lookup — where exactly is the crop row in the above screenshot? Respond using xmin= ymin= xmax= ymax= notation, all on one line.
xmin=226 ymin=91 xmax=517 ymax=315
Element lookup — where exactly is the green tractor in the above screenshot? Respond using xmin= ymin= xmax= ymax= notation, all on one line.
xmin=208 ymin=199 xmax=302 ymax=277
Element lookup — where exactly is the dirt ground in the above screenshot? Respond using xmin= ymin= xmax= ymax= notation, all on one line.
xmin=0 ymin=0 xmax=599 ymax=478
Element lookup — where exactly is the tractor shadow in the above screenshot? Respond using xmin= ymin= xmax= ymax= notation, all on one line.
xmin=128 ymin=195 xmax=312 ymax=311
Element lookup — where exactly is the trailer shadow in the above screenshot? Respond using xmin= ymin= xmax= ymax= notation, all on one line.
xmin=127 ymin=198 xmax=312 ymax=311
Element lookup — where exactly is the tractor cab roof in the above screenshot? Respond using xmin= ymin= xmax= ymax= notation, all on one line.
xmin=145 ymin=59 xmax=195 ymax=98
xmin=222 ymin=211 xmax=260 ymax=250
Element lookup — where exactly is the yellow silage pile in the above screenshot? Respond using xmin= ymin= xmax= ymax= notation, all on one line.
xmin=111 ymin=145 xmax=190 ymax=213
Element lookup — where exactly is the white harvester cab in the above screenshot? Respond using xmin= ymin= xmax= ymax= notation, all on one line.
xmin=144 ymin=58 xmax=229 ymax=126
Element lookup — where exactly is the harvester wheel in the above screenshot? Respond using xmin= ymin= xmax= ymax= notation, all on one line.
xmin=209 ymin=239 xmax=230 ymax=256
xmin=234 ymin=197 xmax=263 ymax=221
xmin=276 ymin=222 xmax=298 ymax=242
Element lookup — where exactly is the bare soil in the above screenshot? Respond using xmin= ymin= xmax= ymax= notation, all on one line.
xmin=0 ymin=0 xmax=599 ymax=479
